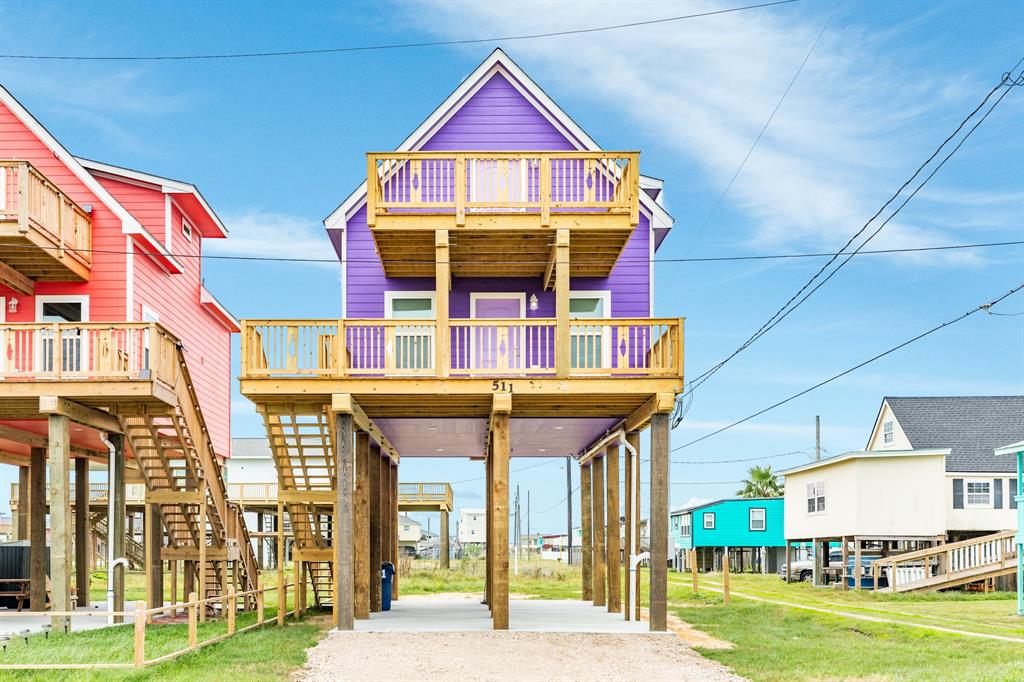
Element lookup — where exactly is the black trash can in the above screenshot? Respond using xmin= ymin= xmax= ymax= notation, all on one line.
xmin=381 ymin=562 xmax=396 ymax=611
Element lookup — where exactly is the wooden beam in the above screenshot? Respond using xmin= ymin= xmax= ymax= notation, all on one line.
xmin=592 ymin=454 xmax=606 ymax=607
xmin=278 ymin=490 xmax=335 ymax=504
xmin=354 ymin=430 xmax=370 ymax=619
xmin=554 ymin=228 xmax=570 ymax=376
xmin=145 ymin=490 xmax=204 ymax=505
xmin=606 ymin=444 xmax=621 ymax=614
xmin=48 ymin=413 xmax=72 ymax=627
xmin=330 ymin=393 xmax=400 ymax=464
xmin=435 ymin=229 xmax=450 ymax=378
xmin=0 ymin=423 xmax=108 ymax=459
xmin=580 ymin=461 xmax=593 ymax=602
xmin=29 ymin=446 xmax=46 ymax=611
xmin=625 ymin=392 xmax=677 ymax=433
xmin=39 ymin=396 xmax=124 ymax=434
xmin=627 ymin=430 xmax=641 ymax=622
xmin=649 ymin=413 xmax=669 ymax=631
xmin=440 ymin=510 xmax=450 ymax=569
xmin=369 ymin=443 xmax=382 ymax=612
xmin=335 ymin=411 xmax=355 ymax=630
xmin=542 ymin=243 xmax=557 ymax=291
xmin=0 ymin=259 xmax=34 ymax=295
xmin=75 ymin=457 xmax=90 ymax=607
xmin=491 ymin=410 xmax=510 ymax=629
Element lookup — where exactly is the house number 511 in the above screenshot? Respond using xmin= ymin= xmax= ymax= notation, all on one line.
xmin=491 ymin=381 xmax=513 ymax=392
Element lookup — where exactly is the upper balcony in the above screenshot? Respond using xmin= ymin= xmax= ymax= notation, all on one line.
xmin=366 ymin=151 xmax=640 ymax=279
xmin=241 ymin=317 xmax=683 ymax=382
xmin=0 ymin=160 xmax=93 ymax=291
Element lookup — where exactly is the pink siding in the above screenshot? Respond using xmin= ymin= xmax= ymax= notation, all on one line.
xmin=116 ymin=189 xmax=233 ymax=458
xmin=0 ymin=100 xmax=126 ymax=321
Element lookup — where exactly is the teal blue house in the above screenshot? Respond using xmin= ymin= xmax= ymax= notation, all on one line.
xmin=671 ymin=498 xmax=786 ymax=572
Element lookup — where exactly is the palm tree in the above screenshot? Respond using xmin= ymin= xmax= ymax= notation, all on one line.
xmin=736 ymin=465 xmax=783 ymax=498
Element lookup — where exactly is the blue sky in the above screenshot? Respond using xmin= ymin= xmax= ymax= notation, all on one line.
xmin=0 ymin=0 xmax=1021 ymax=533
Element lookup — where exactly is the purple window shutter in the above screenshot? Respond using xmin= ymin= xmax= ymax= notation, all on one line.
xmin=994 ymin=478 xmax=1003 ymax=509
xmin=952 ymin=478 xmax=964 ymax=509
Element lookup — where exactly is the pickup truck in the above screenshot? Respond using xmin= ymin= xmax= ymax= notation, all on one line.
xmin=779 ymin=550 xmax=885 ymax=585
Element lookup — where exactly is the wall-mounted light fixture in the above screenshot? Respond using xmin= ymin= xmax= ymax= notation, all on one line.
xmin=529 ymin=293 xmax=539 ymax=312
xmin=7 ymin=297 xmax=18 ymax=315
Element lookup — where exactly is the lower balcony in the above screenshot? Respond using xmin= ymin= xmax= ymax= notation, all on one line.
xmin=241 ymin=318 xmax=683 ymax=380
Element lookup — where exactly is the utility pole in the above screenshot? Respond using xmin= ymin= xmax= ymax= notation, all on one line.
xmin=526 ymin=490 xmax=530 ymax=559
xmin=815 ymin=416 xmax=821 ymax=461
xmin=514 ymin=485 xmax=520 ymax=576
xmin=566 ymin=457 xmax=573 ymax=565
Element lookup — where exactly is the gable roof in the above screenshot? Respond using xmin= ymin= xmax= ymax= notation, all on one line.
xmin=779 ymin=448 xmax=949 ymax=477
xmin=671 ymin=496 xmax=783 ymax=515
xmin=77 ymin=157 xmax=228 ymax=239
xmin=323 ymin=48 xmax=674 ymax=234
xmin=882 ymin=396 xmax=1024 ymax=473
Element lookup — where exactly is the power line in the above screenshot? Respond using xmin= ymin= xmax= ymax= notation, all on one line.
xmin=0 ymin=1 xmax=800 ymax=61
xmin=672 ymin=280 xmax=1024 ymax=451
xmin=681 ymin=63 xmax=1024 ymax=397
xmin=450 ymin=458 xmax=559 ymax=485
xmin=538 ymin=485 xmax=580 ymax=515
xmin=6 ymin=237 xmax=1023 ymax=266
xmin=672 ymin=1 xmax=838 ymax=266
xmin=672 ymin=449 xmax=811 ymax=465
xmin=671 ymin=481 xmax=743 ymax=486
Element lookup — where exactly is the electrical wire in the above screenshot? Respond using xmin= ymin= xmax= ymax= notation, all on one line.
xmin=0 ymin=1 xmax=800 ymax=61
xmin=672 ymin=449 xmax=811 ymax=465
xmin=5 ymin=237 xmax=1022 ymax=266
xmin=680 ymin=63 xmax=1024 ymax=397
xmin=672 ymin=280 xmax=1024 ymax=451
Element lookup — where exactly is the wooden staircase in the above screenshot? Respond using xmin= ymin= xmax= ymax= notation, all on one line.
xmin=120 ymin=342 xmax=259 ymax=603
xmin=872 ymin=530 xmax=1018 ymax=593
xmin=90 ymin=511 xmax=144 ymax=568
xmin=263 ymin=408 xmax=337 ymax=610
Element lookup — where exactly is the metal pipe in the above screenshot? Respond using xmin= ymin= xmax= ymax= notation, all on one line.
xmin=99 ymin=432 xmax=126 ymax=625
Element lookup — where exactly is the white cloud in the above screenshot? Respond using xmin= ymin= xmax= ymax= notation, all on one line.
xmin=207 ymin=209 xmax=338 ymax=268
xmin=410 ymin=1 xmax=1016 ymax=263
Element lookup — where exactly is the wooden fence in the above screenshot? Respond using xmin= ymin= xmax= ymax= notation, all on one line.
xmin=0 ymin=581 xmax=293 ymax=671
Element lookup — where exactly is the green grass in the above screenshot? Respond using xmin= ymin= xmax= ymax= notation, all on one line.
xmin=9 ymin=563 xmax=1024 ymax=681
xmin=3 ymin=570 xmax=322 ymax=681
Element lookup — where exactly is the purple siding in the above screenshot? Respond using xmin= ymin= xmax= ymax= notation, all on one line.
xmin=344 ymin=70 xmax=651 ymax=318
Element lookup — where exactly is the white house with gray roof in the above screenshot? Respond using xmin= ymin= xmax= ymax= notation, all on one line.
xmin=783 ymin=396 xmax=1023 ymax=547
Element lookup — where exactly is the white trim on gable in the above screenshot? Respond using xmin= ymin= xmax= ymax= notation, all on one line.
xmin=125 ymin=235 xmax=135 ymax=321
xmin=324 ymin=48 xmax=675 ymax=233
xmin=0 ymin=84 xmax=142 ymax=234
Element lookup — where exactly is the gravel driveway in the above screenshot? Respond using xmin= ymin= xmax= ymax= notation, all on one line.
xmin=297 ymin=631 xmax=744 ymax=681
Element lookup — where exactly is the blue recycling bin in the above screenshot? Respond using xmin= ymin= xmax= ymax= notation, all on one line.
xmin=381 ymin=562 xmax=396 ymax=611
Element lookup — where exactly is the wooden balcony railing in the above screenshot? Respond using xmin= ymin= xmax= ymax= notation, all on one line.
xmin=10 ymin=482 xmax=147 ymax=509
xmin=241 ymin=318 xmax=683 ymax=380
xmin=366 ymin=151 xmax=640 ymax=227
xmin=226 ymin=481 xmax=279 ymax=505
xmin=0 ymin=160 xmax=92 ymax=275
xmin=398 ymin=482 xmax=454 ymax=510
xmin=0 ymin=322 xmax=179 ymax=386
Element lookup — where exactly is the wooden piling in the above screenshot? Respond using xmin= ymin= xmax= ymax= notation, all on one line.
xmin=606 ymin=444 xmax=621 ymax=613
xmin=580 ymin=461 xmax=593 ymax=602
xmin=354 ymin=430 xmax=370 ymax=619
xmin=592 ymin=455 xmax=606 ymax=607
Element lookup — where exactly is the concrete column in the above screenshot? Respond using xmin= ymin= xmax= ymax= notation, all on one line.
xmin=48 ymin=414 xmax=72 ymax=627
xmin=334 ymin=411 xmax=355 ymax=630
xmin=29 ymin=446 xmax=47 ymax=611
xmin=75 ymin=457 xmax=90 ymax=607
xmin=649 ymin=412 xmax=669 ymax=632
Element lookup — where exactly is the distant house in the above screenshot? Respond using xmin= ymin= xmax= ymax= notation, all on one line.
xmin=458 ymin=508 xmax=486 ymax=550
xmin=671 ymin=498 xmax=786 ymax=573
xmin=781 ymin=396 xmax=1023 ymax=589
xmin=540 ymin=528 xmax=582 ymax=562
xmin=398 ymin=515 xmax=421 ymax=556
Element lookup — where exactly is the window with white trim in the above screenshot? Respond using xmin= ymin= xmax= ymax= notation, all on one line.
xmin=181 ymin=219 xmax=193 ymax=242
xmin=703 ymin=512 xmax=715 ymax=530
xmin=681 ymin=515 xmax=691 ymax=538
xmin=882 ymin=420 xmax=894 ymax=445
xmin=749 ymin=507 xmax=766 ymax=531
xmin=807 ymin=481 xmax=826 ymax=514
xmin=966 ymin=480 xmax=992 ymax=508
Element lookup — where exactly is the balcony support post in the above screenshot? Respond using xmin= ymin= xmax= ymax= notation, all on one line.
xmin=354 ymin=430 xmax=370 ymax=619
xmin=490 ymin=393 xmax=511 ymax=629
xmin=110 ymin=433 xmax=126 ymax=623
xmin=580 ymin=460 xmax=593 ymax=602
xmin=332 ymin=397 xmax=355 ymax=631
xmin=440 ymin=510 xmax=450 ymax=569
xmin=435 ymin=230 xmax=450 ymax=378
xmin=554 ymin=228 xmax=571 ymax=377
xmin=48 ymin=413 xmax=72 ymax=629
xmin=366 ymin=155 xmax=377 ymax=228
xmin=649 ymin=411 xmax=670 ymax=632
xmin=369 ymin=443 xmax=382 ymax=611
xmin=592 ymin=452 xmax=606 ymax=607
xmin=606 ymin=444 xmax=621 ymax=613
xmin=75 ymin=456 xmax=91 ymax=607
xmin=29 ymin=446 xmax=47 ymax=611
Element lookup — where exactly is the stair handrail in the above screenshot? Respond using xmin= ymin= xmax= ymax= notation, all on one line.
xmin=871 ymin=530 xmax=1017 ymax=571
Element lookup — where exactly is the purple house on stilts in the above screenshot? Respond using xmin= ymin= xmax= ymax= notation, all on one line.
xmin=240 ymin=49 xmax=683 ymax=632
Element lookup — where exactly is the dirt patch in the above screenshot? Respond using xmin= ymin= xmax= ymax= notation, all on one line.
xmin=298 ymin=631 xmax=744 ymax=681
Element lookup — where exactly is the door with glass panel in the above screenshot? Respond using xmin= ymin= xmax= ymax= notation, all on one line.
xmin=569 ymin=293 xmax=610 ymax=371
xmin=38 ymin=299 xmax=86 ymax=375
xmin=388 ymin=295 xmax=434 ymax=372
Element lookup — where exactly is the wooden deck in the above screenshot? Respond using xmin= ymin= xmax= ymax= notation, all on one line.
xmin=871 ymin=531 xmax=1018 ymax=593
xmin=0 ymin=160 xmax=92 ymax=291
xmin=398 ymin=482 xmax=453 ymax=512
xmin=366 ymin=151 xmax=639 ymax=280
